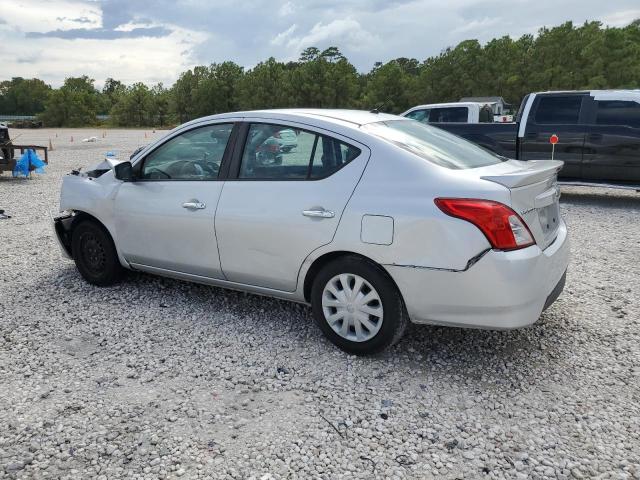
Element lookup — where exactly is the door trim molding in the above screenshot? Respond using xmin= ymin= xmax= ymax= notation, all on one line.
xmin=129 ymin=262 xmax=308 ymax=303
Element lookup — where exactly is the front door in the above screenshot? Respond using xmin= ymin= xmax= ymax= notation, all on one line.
xmin=215 ymin=121 xmax=368 ymax=292
xmin=114 ymin=122 xmax=235 ymax=278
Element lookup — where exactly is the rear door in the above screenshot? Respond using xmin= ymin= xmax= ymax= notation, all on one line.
xmin=581 ymin=97 xmax=640 ymax=183
xmin=214 ymin=121 xmax=368 ymax=292
xmin=520 ymin=93 xmax=588 ymax=179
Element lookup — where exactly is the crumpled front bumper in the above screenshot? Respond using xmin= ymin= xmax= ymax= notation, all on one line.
xmin=52 ymin=212 xmax=74 ymax=259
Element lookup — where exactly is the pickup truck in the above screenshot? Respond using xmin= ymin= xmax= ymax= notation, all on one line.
xmin=403 ymin=102 xmax=494 ymax=123
xmin=404 ymin=90 xmax=640 ymax=186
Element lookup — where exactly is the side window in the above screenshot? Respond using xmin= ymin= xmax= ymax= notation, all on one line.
xmin=534 ymin=96 xmax=582 ymax=125
xmin=238 ymin=123 xmax=361 ymax=180
xmin=429 ymin=107 xmax=467 ymax=123
xmin=595 ymin=100 xmax=640 ymax=128
xmin=141 ymin=123 xmax=233 ymax=180
xmin=309 ymin=136 xmax=361 ymax=179
xmin=406 ymin=109 xmax=430 ymax=122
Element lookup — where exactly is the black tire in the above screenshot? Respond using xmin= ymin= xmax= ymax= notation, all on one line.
xmin=311 ymin=255 xmax=408 ymax=355
xmin=1 ymin=147 xmax=13 ymax=163
xmin=71 ymin=220 xmax=123 ymax=286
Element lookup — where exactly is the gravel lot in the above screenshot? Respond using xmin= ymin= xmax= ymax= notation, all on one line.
xmin=1 ymin=128 xmax=639 ymax=480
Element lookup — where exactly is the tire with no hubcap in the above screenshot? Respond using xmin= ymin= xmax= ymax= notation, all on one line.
xmin=311 ymin=256 xmax=408 ymax=355
xmin=71 ymin=220 xmax=123 ymax=286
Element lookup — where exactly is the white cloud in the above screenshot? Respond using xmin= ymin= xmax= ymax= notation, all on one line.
xmin=0 ymin=24 xmax=207 ymax=88
xmin=602 ymin=9 xmax=640 ymax=26
xmin=452 ymin=17 xmax=503 ymax=34
xmin=285 ymin=18 xmax=380 ymax=53
xmin=278 ymin=1 xmax=295 ymax=17
xmin=0 ymin=0 xmax=100 ymax=32
xmin=0 ymin=0 xmax=638 ymax=86
xmin=271 ymin=24 xmax=297 ymax=46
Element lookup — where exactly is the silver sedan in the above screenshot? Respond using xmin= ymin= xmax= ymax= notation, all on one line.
xmin=54 ymin=110 xmax=569 ymax=354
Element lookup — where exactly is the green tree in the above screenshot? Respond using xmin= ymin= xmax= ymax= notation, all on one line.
xmin=362 ymin=60 xmax=417 ymax=113
xmin=110 ymin=83 xmax=153 ymax=126
xmin=288 ymin=47 xmax=359 ymax=108
xmin=40 ymin=76 xmax=99 ymax=127
xmin=100 ymin=78 xmax=126 ymax=114
xmin=237 ymin=57 xmax=289 ymax=109
xmin=0 ymin=77 xmax=51 ymax=115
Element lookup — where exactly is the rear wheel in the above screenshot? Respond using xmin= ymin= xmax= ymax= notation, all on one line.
xmin=311 ymin=256 xmax=407 ymax=355
xmin=71 ymin=220 xmax=123 ymax=286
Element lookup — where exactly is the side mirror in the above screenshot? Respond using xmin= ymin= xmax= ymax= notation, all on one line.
xmin=114 ymin=161 xmax=134 ymax=181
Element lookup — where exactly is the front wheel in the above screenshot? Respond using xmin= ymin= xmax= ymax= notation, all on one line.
xmin=71 ymin=220 xmax=123 ymax=286
xmin=311 ymin=256 xmax=408 ymax=355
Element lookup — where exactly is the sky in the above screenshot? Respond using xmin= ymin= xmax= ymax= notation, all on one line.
xmin=0 ymin=0 xmax=638 ymax=89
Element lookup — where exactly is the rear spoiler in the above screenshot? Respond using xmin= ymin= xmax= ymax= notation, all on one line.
xmin=481 ymin=160 xmax=563 ymax=188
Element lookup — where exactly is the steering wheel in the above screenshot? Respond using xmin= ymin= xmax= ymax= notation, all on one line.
xmin=146 ymin=167 xmax=170 ymax=179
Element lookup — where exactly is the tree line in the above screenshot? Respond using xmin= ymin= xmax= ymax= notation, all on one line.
xmin=1 ymin=20 xmax=639 ymax=127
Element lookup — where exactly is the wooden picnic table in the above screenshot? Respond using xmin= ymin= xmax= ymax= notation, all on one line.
xmin=0 ymin=143 xmax=49 ymax=174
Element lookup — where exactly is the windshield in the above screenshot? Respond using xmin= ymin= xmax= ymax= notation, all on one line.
xmin=362 ymin=120 xmax=505 ymax=169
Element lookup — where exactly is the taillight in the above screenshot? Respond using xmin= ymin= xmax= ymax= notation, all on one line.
xmin=434 ymin=198 xmax=535 ymax=251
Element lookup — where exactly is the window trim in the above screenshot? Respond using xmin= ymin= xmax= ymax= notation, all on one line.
xmin=227 ymin=121 xmax=363 ymax=182
xmin=132 ymin=121 xmax=240 ymax=182
xmin=530 ymin=93 xmax=589 ymax=126
xmin=593 ymin=99 xmax=640 ymax=128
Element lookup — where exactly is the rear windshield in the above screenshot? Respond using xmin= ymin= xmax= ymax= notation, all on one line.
xmin=362 ymin=120 xmax=505 ymax=169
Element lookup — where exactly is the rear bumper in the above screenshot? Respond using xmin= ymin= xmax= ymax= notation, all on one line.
xmin=385 ymin=221 xmax=569 ymax=329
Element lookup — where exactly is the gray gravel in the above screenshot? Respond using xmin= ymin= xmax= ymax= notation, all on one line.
xmin=1 ymin=128 xmax=639 ymax=479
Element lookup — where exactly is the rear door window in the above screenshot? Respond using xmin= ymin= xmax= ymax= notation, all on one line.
xmin=238 ymin=123 xmax=361 ymax=180
xmin=429 ymin=107 xmax=468 ymax=123
xmin=534 ymin=96 xmax=583 ymax=124
xmin=595 ymin=100 xmax=640 ymax=128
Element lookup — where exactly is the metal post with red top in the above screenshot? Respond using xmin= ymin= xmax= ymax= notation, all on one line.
xmin=550 ymin=134 xmax=559 ymax=161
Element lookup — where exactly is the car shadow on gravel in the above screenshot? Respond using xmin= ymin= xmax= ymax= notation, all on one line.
xmin=46 ymin=264 xmax=574 ymax=387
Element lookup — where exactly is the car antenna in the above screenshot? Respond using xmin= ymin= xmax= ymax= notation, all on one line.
xmin=370 ymin=96 xmax=394 ymax=114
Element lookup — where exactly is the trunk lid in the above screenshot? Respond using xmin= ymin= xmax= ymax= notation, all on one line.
xmin=480 ymin=160 xmax=563 ymax=250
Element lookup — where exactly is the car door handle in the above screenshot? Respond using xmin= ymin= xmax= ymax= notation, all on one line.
xmin=302 ymin=209 xmax=335 ymax=218
xmin=182 ymin=201 xmax=206 ymax=210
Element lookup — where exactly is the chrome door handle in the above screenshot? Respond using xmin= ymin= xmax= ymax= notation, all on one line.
xmin=302 ymin=209 xmax=335 ymax=218
xmin=182 ymin=201 xmax=206 ymax=210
